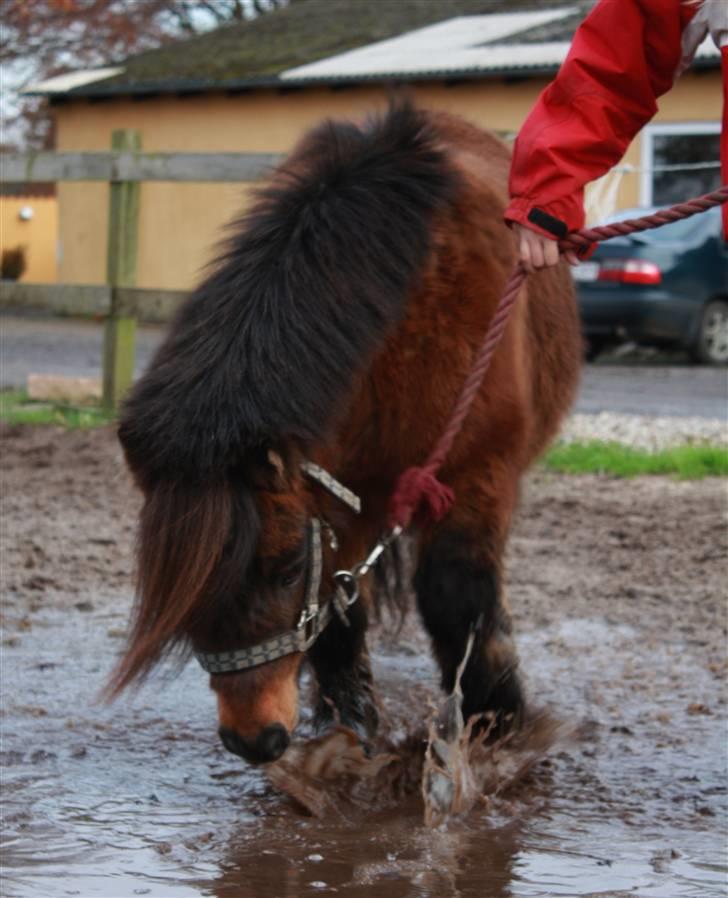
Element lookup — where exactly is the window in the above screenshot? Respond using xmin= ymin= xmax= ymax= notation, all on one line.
xmin=640 ymin=122 xmax=721 ymax=207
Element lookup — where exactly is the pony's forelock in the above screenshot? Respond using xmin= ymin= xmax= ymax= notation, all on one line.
xmin=105 ymin=479 xmax=260 ymax=697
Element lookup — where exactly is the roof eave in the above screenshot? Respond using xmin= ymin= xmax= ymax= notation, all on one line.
xmin=34 ymin=65 xmax=570 ymax=100
xmin=33 ymin=53 xmax=720 ymax=101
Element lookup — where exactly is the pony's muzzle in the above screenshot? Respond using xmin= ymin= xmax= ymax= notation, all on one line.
xmin=212 ymin=655 xmax=301 ymax=763
xmin=219 ymin=723 xmax=290 ymax=764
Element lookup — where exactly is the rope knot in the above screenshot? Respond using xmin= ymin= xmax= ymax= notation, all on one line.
xmin=388 ymin=466 xmax=455 ymax=529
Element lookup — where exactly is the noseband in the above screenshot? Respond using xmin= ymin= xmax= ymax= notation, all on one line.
xmin=194 ymin=462 xmax=362 ymax=675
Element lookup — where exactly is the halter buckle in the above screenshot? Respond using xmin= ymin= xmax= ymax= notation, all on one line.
xmin=295 ymin=607 xmax=318 ymax=649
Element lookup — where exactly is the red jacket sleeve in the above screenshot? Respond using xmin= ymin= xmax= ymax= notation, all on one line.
xmin=505 ymin=0 xmax=699 ymax=239
xmin=722 ymin=45 xmax=727 ymax=240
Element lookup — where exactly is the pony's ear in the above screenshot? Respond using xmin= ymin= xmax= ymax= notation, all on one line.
xmin=265 ymin=449 xmax=286 ymax=478
xmin=248 ymin=445 xmax=300 ymax=492
xmin=266 ymin=449 xmax=288 ymax=488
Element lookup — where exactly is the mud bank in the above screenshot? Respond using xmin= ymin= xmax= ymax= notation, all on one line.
xmin=1 ymin=424 xmax=726 ymax=897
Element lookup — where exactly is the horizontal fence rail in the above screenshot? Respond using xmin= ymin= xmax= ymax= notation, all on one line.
xmin=0 ymin=281 xmax=188 ymax=324
xmin=0 ymin=131 xmax=292 ymax=407
xmin=1 ymin=151 xmax=285 ymax=183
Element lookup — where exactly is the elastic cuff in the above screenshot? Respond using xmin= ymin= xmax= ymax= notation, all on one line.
xmin=527 ymin=207 xmax=568 ymax=239
xmin=504 ymin=200 xmax=560 ymax=240
xmin=505 ymin=195 xmax=584 ymax=239
xmin=504 ymin=216 xmax=554 ymax=241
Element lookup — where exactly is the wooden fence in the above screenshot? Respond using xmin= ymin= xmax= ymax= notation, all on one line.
xmin=1 ymin=131 xmax=285 ymax=407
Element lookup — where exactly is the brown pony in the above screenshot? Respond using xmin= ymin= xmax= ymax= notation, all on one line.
xmin=110 ymin=103 xmax=581 ymax=765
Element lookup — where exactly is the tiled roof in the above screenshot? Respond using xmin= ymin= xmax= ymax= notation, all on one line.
xmin=27 ymin=0 xmax=719 ymax=99
xmin=280 ymin=11 xmax=577 ymax=81
xmin=28 ymin=0 xmax=592 ymax=97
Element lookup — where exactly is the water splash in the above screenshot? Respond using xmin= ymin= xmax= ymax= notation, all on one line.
xmin=266 ymin=727 xmax=401 ymax=818
xmin=267 ymin=629 xmax=568 ymax=824
xmin=421 ymin=627 xmax=483 ymax=826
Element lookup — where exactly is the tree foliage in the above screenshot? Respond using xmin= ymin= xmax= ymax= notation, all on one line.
xmin=1 ymin=0 xmax=290 ymax=148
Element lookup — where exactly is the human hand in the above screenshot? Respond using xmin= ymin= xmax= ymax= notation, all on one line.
xmin=512 ymin=223 xmax=579 ymax=272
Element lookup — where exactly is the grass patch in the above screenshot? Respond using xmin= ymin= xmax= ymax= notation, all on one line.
xmin=0 ymin=391 xmax=114 ymax=429
xmin=543 ymin=440 xmax=728 ymax=479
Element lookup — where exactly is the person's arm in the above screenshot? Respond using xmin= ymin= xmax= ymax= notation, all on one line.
xmin=507 ymin=0 xmax=701 ymax=270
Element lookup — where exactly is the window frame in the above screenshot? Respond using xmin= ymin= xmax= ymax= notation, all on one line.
xmin=639 ymin=121 xmax=721 ymax=207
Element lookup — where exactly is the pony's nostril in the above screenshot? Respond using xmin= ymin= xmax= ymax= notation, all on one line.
xmin=257 ymin=724 xmax=290 ymax=762
xmin=218 ymin=724 xmax=289 ymax=764
xmin=218 ymin=726 xmax=246 ymax=757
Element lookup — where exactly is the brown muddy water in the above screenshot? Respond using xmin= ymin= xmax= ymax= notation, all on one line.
xmin=1 ymin=425 xmax=726 ymax=898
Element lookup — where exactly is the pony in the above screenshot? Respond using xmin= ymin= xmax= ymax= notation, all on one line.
xmin=109 ymin=103 xmax=581 ymax=765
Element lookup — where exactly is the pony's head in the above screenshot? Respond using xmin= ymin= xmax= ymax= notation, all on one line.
xmin=109 ymin=444 xmax=336 ymax=763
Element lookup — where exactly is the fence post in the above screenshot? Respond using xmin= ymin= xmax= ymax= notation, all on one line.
xmin=102 ymin=129 xmax=141 ymax=409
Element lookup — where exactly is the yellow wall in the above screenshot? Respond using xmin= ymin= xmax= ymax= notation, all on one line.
xmin=0 ymin=196 xmax=58 ymax=283
xmin=53 ymin=68 xmax=721 ymax=289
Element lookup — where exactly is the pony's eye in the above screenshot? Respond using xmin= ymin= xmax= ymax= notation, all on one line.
xmin=278 ymin=564 xmax=305 ymax=589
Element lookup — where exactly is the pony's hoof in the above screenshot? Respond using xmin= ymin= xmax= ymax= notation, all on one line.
xmin=313 ymin=697 xmax=379 ymax=745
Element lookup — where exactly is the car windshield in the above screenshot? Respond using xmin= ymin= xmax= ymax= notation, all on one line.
xmin=600 ymin=207 xmax=718 ymax=244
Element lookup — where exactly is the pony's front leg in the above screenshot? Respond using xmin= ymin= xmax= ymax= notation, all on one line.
xmin=307 ymin=599 xmax=379 ymax=741
xmin=414 ymin=498 xmax=523 ymax=735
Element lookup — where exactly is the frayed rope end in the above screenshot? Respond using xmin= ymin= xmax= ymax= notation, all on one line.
xmin=388 ymin=466 xmax=455 ymax=529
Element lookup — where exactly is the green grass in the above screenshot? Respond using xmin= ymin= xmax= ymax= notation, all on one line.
xmin=0 ymin=391 xmax=114 ymax=429
xmin=543 ymin=440 xmax=728 ymax=479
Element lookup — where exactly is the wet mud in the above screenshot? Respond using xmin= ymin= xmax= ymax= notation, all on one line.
xmin=1 ymin=423 xmax=726 ymax=897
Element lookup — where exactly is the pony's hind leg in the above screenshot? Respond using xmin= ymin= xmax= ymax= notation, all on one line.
xmin=307 ymin=600 xmax=379 ymax=741
xmin=414 ymin=526 xmax=523 ymax=735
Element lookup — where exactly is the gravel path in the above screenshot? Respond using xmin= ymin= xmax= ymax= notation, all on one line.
xmin=561 ymin=411 xmax=728 ymax=449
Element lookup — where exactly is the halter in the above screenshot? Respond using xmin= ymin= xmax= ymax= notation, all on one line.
xmin=194 ymin=462 xmax=362 ymax=675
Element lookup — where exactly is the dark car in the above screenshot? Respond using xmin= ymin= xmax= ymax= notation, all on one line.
xmin=575 ymin=205 xmax=728 ymax=364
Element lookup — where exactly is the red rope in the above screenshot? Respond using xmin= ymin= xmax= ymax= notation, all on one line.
xmin=388 ymin=185 xmax=728 ymax=529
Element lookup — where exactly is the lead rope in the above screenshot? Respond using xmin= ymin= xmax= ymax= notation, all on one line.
xmin=387 ymin=185 xmax=728 ymax=531
xmin=195 ymin=187 xmax=728 ymax=672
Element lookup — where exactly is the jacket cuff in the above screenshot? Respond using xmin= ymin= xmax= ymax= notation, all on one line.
xmin=504 ymin=195 xmax=585 ymax=239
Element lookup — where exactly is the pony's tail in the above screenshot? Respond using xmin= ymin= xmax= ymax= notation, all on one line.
xmin=105 ymin=479 xmax=236 ymax=699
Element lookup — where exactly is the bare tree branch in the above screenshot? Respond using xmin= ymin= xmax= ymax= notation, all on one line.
xmin=2 ymin=0 xmax=292 ymax=148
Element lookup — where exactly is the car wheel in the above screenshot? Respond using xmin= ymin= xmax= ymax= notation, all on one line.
xmin=690 ymin=300 xmax=728 ymax=365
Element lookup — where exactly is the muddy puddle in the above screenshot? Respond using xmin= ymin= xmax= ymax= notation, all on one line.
xmin=1 ymin=425 xmax=726 ymax=897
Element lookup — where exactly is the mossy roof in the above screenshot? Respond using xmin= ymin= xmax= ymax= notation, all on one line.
xmin=41 ymin=0 xmax=717 ymax=99
xmin=47 ymin=0 xmax=596 ymax=97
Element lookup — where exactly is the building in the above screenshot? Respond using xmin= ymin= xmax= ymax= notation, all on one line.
xmin=28 ymin=0 xmax=722 ymax=291
xmin=0 ymin=184 xmax=58 ymax=284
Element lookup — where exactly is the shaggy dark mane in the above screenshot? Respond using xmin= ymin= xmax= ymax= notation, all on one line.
xmin=118 ymin=102 xmax=459 ymax=480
